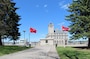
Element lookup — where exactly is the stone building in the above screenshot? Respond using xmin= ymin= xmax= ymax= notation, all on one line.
xmin=40 ymin=23 xmax=68 ymax=46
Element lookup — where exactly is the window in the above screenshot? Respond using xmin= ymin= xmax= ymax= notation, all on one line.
xmin=65 ymin=40 xmax=67 ymax=45
xmin=46 ymin=40 xmax=48 ymax=43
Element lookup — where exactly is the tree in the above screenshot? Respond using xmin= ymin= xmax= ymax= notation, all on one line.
xmin=66 ymin=0 xmax=90 ymax=48
xmin=0 ymin=0 xmax=10 ymax=45
xmin=6 ymin=2 xmax=21 ymax=44
xmin=0 ymin=0 xmax=20 ymax=45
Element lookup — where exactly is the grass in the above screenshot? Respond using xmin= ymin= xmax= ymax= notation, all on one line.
xmin=0 ymin=46 xmax=31 ymax=56
xmin=56 ymin=47 xmax=90 ymax=59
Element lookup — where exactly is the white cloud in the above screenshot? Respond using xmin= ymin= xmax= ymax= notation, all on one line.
xmin=59 ymin=1 xmax=70 ymax=9
xmin=61 ymin=3 xmax=70 ymax=9
xmin=44 ymin=4 xmax=48 ymax=8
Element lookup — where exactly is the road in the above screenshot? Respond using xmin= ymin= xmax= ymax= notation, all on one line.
xmin=0 ymin=45 xmax=60 ymax=59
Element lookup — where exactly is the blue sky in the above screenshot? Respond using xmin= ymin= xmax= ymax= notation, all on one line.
xmin=13 ymin=0 xmax=72 ymax=42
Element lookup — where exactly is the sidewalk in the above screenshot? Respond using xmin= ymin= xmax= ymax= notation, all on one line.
xmin=47 ymin=46 xmax=60 ymax=59
xmin=0 ymin=45 xmax=60 ymax=59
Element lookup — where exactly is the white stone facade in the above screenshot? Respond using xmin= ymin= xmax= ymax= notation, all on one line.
xmin=40 ymin=23 xmax=68 ymax=46
xmin=40 ymin=38 xmax=54 ymax=46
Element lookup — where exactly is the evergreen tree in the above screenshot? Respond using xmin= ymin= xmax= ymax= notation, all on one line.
xmin=0 ymin=0 xmax=10 ymax=45
xmin=66 ymin=0 xmax=90 ymax=48
xmin=0 ymin=0 xmax=21 ymax=45
xmin=6 ymin=2 xmax=21 ymax=44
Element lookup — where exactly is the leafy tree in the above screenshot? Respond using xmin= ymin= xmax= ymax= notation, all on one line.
xmin=66 ymin=0 xmax=90 ymax=48
xmin=0 ymin=0 xmax=21 ymax=45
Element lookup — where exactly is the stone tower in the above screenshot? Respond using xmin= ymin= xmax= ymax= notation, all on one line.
xmin=48 ymin=23 xmax=54 ymax=34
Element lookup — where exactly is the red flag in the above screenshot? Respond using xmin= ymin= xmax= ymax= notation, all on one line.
xmin=30 ymin=28 xmax=37 ymax=33
xmin=62 ymin=26 xmax=69 ymax=31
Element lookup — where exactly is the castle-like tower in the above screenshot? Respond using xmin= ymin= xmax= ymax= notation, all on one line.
xmin=48 ymin=23 xmax=54 ymax=34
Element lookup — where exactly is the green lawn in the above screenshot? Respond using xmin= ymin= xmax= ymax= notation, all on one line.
xmin=56 ymin=47 xmax=90 ymax=59
xmin=0 ymin=46 xmax=31 ymax=56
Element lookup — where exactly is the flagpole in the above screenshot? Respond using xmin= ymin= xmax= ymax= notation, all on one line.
xmin=29 ymin=27 xmax=37 ymax=46
xmin=29 ymin=32 xmax=30 ymax=45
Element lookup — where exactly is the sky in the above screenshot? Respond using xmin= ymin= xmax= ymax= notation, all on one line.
xmin=13 ymin=0 xmax=72 ymax=42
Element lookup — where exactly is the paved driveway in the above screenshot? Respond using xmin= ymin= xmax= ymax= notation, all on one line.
xmin=0 ymin=45 xmax=60 ymax=59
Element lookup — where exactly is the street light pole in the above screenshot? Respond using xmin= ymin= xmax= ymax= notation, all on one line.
xmin=23 ymin=30 xmax=26 ymax=40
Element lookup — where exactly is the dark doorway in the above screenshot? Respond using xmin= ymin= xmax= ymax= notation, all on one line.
xmin=46 ymin=40 xmax=48 ymax=43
